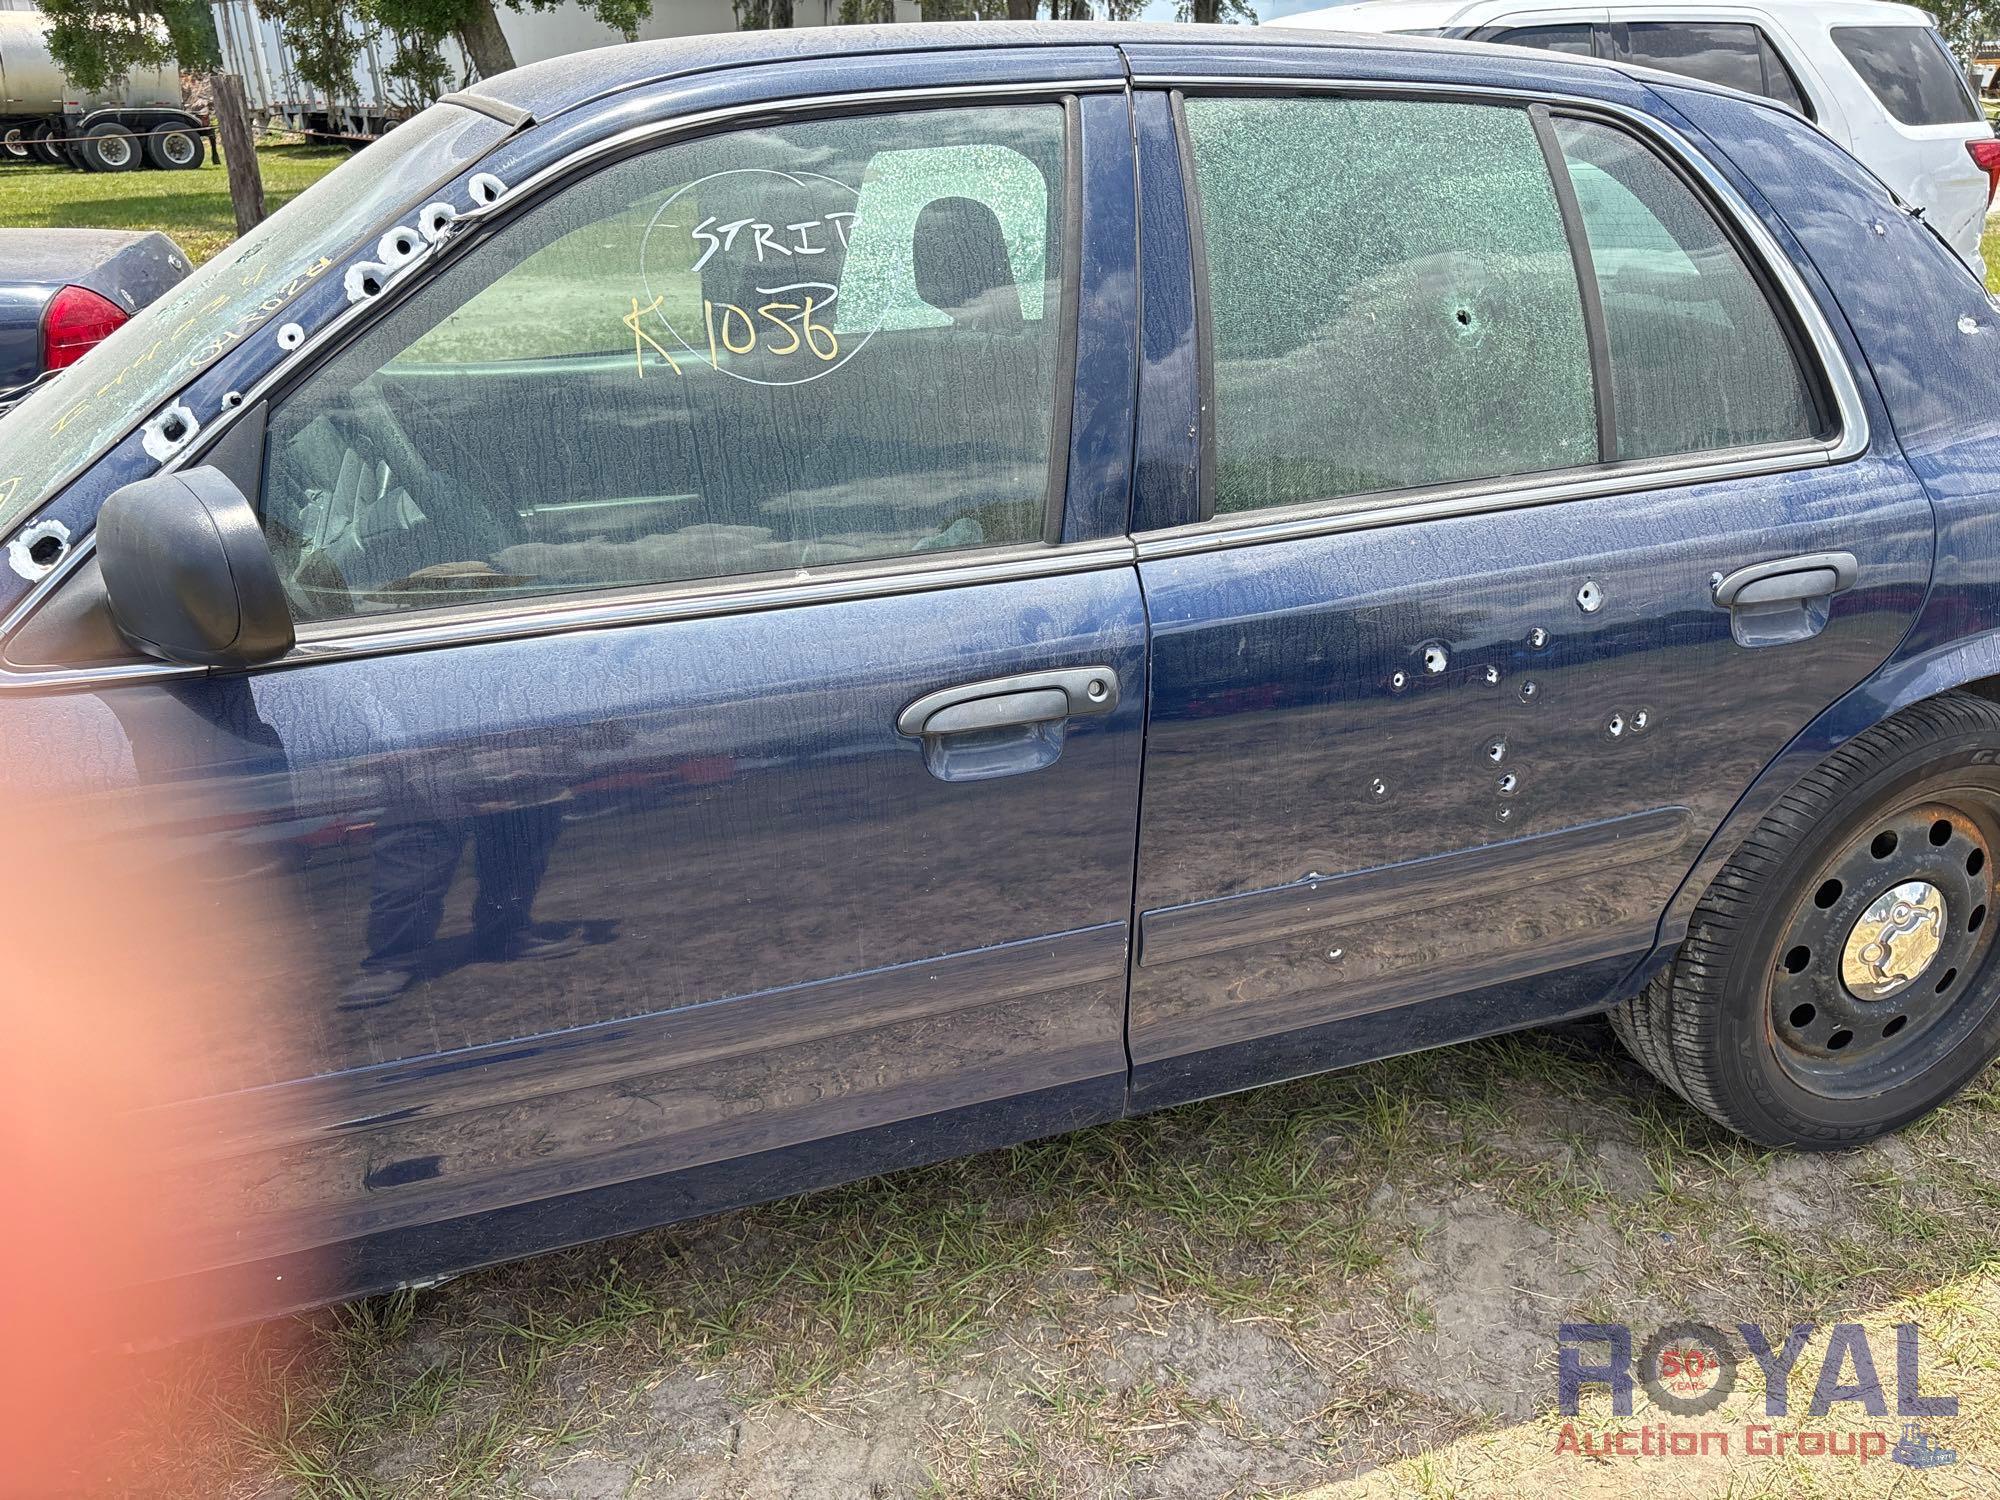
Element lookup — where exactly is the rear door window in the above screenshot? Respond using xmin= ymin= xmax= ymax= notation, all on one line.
xmin=1831 ymin=25 xmax=1981 ymax=126
xmin=1486 ymin=24 xmax=1598 ymax=58
xmin=1550 ymin=115 xmax=1824 ymax=459
xmin=1172 ymin=94 xmax=1829 ymax=518
xmin=1179 ymin=95 xmax=1597 ymax=513
xmin=1616 ymin=21 xmax=1810 ymax=114
xmin=260 ymin=105 xmax=1069 ymax=620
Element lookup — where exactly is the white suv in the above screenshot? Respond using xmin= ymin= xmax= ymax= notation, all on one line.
xmin=1283 ymin=1 xmax=2000 ymax=276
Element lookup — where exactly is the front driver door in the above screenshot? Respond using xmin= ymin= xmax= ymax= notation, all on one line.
xmin=35 ymin=84 xmax=1147 ymax=1305
xmin=1122 ymin=77 xmax=1932 ymax=1106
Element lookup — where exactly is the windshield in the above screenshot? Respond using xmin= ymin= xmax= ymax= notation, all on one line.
xmin=0 ymin=102 xmax=508 ymax=535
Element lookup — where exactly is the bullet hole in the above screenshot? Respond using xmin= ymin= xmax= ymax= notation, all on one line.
xmin=1389 ymin=670 xmax=1408 ymax=693
xmin=7 ymin=517 xmax=71 ymax=580
xmin=1519 ymin=680 xmax=1539 ymax=702
xmin=1483 ymin=665 xmax=1501 ymax=686
xmin=1632 ymin=709 xmax=1652 ymax=733
xmin=140 ymin=400 xmax=199 ymax=461
xmin=378 ymin=225 xmax=422 ymax=265
xmin=1498 ymin=772 xmax=1519 ymax=794
xmin=1454 ymin=307 xmax=1473 ymax=328
xmin=419 ymin=201 xmax=459 ymax=242
xmin=344 ymin=261 xmax=388 ymax=303
xmin=1370 ymin=777 xmax=1389 ymax=799
xmin=1486 ymin=738 xmax=1508 ymax=764
xmin=1870 ymin=219 xmax=1888 ymax=237
xmin=469 ymin=171 xmax=507 ymax=207
xmin=1960 ymin=314 xmax=1982 ymax=336
xmin=220 ymin=390 xmax=244 ymax=409
xmin=1529 ymin=627 xmax=1550 ymax=649
xmin=1607 ymin=713 xmax=1626 ymax=738
xmin=1497 ymin=806 xmax=1513 ymax=822
xmin=1326 ymin=947 xmax=1344 ymax=961
xmin=1577 ymin=580 xmax=1604 ymax=613
xmin=1423 ymin=644 xmax=1448 ymax=674
xmin=277 ymin=321 xmax=305 ymax=350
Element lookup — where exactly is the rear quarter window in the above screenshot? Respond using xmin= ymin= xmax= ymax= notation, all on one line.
xmin=1831 ymin=25 xmax=1981 ymax=126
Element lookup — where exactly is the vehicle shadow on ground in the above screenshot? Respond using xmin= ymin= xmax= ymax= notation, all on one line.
xmin=120 ymin=1020 xmax=1999 ymax=1500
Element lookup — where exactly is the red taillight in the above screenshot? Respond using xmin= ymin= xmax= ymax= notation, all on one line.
xmin=1969 ymin=138 xmax=2000 ymax=208
xmin=39 ymin=284 xmax=127 ymax=372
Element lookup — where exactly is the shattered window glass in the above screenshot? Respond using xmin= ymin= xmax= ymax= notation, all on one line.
xmin=262 ymin=106 xmax=1065 ymax=621
xmin=1553 ymin=117 xmax=1821 ymax=461
xmin=1181 ymin=96 xmax=1598 ymax=515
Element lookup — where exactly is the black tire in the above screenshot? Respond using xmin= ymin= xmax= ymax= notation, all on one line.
xmin=143 ymin=123 xmax=203 ymax=170
xmin=1612 ymin=691 xmax=2000 ymax=1149
xmin=79 ymin=121 xmax=141 ymax=173
xmin=29 ymin=123 xmax=64 ymax=166
xmin=2 ymin=127 xmax=27 ymax=160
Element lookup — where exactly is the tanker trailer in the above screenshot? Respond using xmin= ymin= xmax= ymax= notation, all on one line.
xmin=0 ymin=9 xmax=208 ymax=172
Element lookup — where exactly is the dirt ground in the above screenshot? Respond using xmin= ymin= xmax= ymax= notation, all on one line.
xmin=101 ymin=1018 xmax=1996 ymax=1499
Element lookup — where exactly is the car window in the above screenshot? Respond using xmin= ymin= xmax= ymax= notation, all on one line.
xmin=0 ymin=101 xmax=506 ymax=539
xmin=261 ymin=105 xmax=1067 ymax=621
xmin=1619 ymin=22 xmax=1766 ymax=97
xmin=1488 ymin=24 xmax=1597 ymax=58
xmin=1831 ymin=25 xmax=1981 ymax=127
xmin=1180 ymin=96 xmax=1598 ymax=514
xmin=1551 ymin=116 xmax=1822 ymax=461
xmin=1756 ymin=31 xmax=1812 ymax=116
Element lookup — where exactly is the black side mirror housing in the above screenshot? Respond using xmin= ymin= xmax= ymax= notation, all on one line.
xmin=96 ymin=465 xmax=295 ymax=668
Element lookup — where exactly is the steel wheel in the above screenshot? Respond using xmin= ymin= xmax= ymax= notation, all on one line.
xmin=1768 ymin=797 xmax=1999 ymax=1097
xmin=1611 ymin=692 xmax=2000 ymax=1148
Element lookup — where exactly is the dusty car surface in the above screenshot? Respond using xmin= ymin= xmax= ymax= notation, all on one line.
xmin=2 ymin=21 xmax=1999 ymax=1323
xmin=0 ymin=228 xmax=189 ymax=414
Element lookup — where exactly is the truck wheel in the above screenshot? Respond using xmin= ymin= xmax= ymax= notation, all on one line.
xmin=79 ymin=122 xmax=141 ymax=173
xmin=29 ymin=123 xmax=65 ymax=165
xmin=1611 ymin=692 xmax=2000 ymax=1148
xmin=143 ymin=124 xmax=203 ymax=170
xmin=2 ymin=127 xmax=27 ymax=160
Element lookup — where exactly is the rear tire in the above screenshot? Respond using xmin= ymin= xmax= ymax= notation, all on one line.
xmin=29 ymin=123 xmax=64 ymax=166
xmin=1611 ymin=692 xmax=2000 ymax=1148
xmin=79 ymin=122 xmax=141 ymax=173
xmin=143 ymin=124 xmax=203 ymax=170
xmin=2 ymin=127 xmax=27 ymax=160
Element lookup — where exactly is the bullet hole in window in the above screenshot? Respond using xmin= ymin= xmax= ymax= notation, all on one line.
xmin=1454 ymin=307 xmax=1472 ymax=327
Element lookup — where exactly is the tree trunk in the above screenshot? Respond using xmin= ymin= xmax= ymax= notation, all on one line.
xmin=1007 ymin=0 xmax=1037 ymax=16
xmin=456 ymin=0 xmax=517 ymax=80
xmin=1191 ymin=0 xmax=1219 ymax=18
xmin=770 ymin=0 xmax=793 ymax=24
xmin=212 ymin=73 xmax=265 ymax=236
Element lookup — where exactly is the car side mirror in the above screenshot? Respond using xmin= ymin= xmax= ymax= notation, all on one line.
xmin=96 ymin=465 xmax=295 ymax=668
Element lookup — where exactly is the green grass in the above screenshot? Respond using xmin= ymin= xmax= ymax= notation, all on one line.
xmin=0 ymin=143 xmax=347 ymax=265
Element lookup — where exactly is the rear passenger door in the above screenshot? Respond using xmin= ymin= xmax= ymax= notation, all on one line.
xmin=1121 ymin=73 xmax=1935 ymax=1107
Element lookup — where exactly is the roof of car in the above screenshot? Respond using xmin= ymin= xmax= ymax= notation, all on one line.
xmin=462 ymin=19 xmax=1532 ymax=120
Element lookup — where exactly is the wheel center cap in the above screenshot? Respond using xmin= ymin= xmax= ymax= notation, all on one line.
xmin=1842 ymin=880 xmax=1949 ymax=1000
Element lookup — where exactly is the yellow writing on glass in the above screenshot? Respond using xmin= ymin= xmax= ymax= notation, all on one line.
xmin=0 ymin=477 xmax=19 ymax=510
xmin=623 ymin=296 xmax=682 ymax=378
xmin=699 ymin=297 xmax=839 ymax=369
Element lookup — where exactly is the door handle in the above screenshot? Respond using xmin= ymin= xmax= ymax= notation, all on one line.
xmin=1711 ymin=552 xmax=1858 ymax=608
xmin=1711 ymin=551 xmax=1858 ymax=648
xmin=897 ymin=666 xmax=1120 ymax=738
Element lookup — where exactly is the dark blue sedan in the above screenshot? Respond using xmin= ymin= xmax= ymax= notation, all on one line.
xmin=1 ymin=21 xmax=1998 ymax=1322
xmin=0 ymin=228 xmax=188 ymax=414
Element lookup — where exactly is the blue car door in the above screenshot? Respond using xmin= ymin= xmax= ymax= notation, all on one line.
xmin=1119 ymin=52 xmax=1934 ymax=1107
xmin=7 ymin=67 xmax=1145 ymax=1306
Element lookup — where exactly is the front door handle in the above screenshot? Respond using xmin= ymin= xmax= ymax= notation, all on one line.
xmin=897 ymin=666 xmax=1120 ymax=738
xmin=1712 ymin=551 xmax=1858 ymax=648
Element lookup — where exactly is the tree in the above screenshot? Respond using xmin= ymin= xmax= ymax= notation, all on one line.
xmin=38 ymin=0 xmax=219 ymax=94
xmin=1179 ymin=0 xmax=1255 ymax=22
xmin=1911 ymin=1 xmax=1995 ymax=56
xmin=734 ymin=0 xmax=795 ymax=27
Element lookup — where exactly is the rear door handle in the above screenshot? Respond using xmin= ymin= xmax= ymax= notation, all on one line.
xmin=1711 ymin=551 xmax=1858 ymax=648
xmin=1711 ymin=552 xmax=1858 ymax=608
xmin=897 ymin=666 xmax=1120 ymax=737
